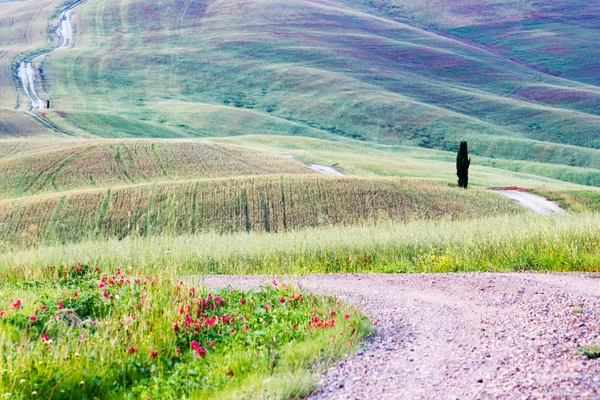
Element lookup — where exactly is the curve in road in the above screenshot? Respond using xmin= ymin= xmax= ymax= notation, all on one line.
xmin=493 ymin=190 xmax=565 ymax=215
xmin=199 ymin=273 xmax=600 ymax=399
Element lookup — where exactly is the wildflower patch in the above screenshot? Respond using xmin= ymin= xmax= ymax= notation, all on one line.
xmin=0 ymin=264 xmax=371 ymax=398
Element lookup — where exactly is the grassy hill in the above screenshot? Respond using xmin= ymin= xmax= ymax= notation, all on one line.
xmin=0 ymin=175 xmax=520 ymax=250
xmin=0 ymin=0 xmax=64 ymax=136
xmin=0 ymin=139 xmax=313 ymax=198
xmin=2 ymin=0 xmax=600 ymax=171
xmin=16 ymin=0 xmax=592 ymax=163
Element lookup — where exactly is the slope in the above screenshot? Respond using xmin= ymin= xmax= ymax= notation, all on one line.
xmin=0 ymin=175 xmax=521 ymax=250
xmin=0 ymin=138 xmax=314 ymax=198
xmin=27 ymin=0 xmax=600 ymax=164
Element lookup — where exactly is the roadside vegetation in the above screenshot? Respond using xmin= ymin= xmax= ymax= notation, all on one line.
xmin=531 ymin=189 xmax=600 ymax=213
xmin=0 ymin=264 xmax=371 ymax=399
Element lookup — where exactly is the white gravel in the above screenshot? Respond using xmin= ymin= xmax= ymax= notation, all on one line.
xmin=200 ymin=273 xmax=600 ymax=399
xmin=493 ymin=190 xmax=565 ymax=215
xmin=307 ymin=164 xmax=344 ymax=176
xmin=19 ymin=6 xmax=76 ymax=111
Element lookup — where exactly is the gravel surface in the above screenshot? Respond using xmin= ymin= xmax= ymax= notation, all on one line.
xmin=493 ymin=190 xmax=564 ymax=215
xmin=198 ymin=273 xmax=600 ymax=399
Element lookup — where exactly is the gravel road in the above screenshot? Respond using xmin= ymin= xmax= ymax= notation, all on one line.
xmin=307 ymin=163 xmax=344 ymax=176
xmin=18 ymin=4 xmax=78 ymax=111
xmin=493 ymin=190 xmax=564 ymax=215
xmin=199 ymin=273 xmax=600 ymax=399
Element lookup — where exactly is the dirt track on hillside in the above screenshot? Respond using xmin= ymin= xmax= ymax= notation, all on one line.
xmin=19 ymin=2 xmax=80 ymax=112
xmin=493 ymin=190 xmax=565 ymax=215
xmin=200 ymin=273 xmax=600 ymax=399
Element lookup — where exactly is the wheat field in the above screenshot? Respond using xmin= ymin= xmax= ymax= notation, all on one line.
xmin=0 ymin=175 xmax=520 ymax=250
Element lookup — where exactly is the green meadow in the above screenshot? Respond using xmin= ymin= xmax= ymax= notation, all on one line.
xmin=2 ymin=0 xmax=600 ymax=397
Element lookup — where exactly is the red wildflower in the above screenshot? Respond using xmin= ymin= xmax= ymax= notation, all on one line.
xmin=209 ymin=342 xmax=215 ymax=347
xmin=73 ymin=292 xmax=78 ymax=298
xmin=98 ymin=283 xmax=106 ymax=289
xmin=191 ymin=340 xmax=207 ymax=357
xmin=41 ymin=333 xmax=49 ymax=343
xmin=272 ymin=280 xmax=277 ymax=286
xmin=279 ymin=297 xmax=286 ymax=303
xmin=173 ymin=322 xmax=180 ymax=332
xmin=30 ymin=315 xmax=37 ymax=321
xmin=344 ymin=314 xmax=350 ymax=319
xmin=151 ymin=350 xmax=158 ymax=358
xmin=58 ymin=302 xmax=64 ymax=309
xmin=239 ymin=298 xmax=245 ymax=305
xmin=40 ymin=305 xmax=47 ymax=310
xmin=331 ymin=310 xmax=337 ymax=316
xmin=13 ymin=300 xmax=21 ymax=308
xmin=227 ymin=371 xmax=234 ymax=377
xmin=292 ymin=324 xmax=297 ymax=329
xmin=0 ymin=311 xmax=4 ymax=317
xmin=128 ymin=346 xmax=137 ymax=354
xmin=103 ymin=291 xmax=109 ymax=299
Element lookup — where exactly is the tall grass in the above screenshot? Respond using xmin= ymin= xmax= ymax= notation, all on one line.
xmin=2 ymin=214 xmax=599 ymax=275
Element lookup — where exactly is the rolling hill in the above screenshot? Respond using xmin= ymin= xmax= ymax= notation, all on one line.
xmin=0 ymin=139 xmax=313 ymax=198
xmin=12 ymin=0 xmax=599 ymax=162
xmin=0 ymin=175 xmax=521 ymax=250
xmin=1 ymin=0 xmax=600 ymax=169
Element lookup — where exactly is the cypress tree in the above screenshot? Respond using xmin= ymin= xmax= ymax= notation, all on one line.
xmin=456 ymin=141 xmax=471 ymax=189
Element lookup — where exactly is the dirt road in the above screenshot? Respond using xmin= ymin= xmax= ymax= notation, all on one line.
xmin=200 ymin=273 xmax=600 ymax=399
xmin=493 ymin=190 xmax=565 ymax=215
xmin=19 ymin=4 xmax=78 ymax=111
xmin=307 ymin=163 xmax=344 ymax=176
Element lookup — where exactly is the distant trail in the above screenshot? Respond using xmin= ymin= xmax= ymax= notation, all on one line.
xmin=307 ymin=163 xmax=344 ymax=176
xmin=492 ymin=190 xmax=565 ymax=215
xmin=16 ymin=1 xmax=85 ymax=134
xmin=284 ymin=155 xmax=345 ymax=176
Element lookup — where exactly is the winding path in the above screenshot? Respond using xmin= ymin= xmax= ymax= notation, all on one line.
xmin=17 ymin=1 xmax=82 ymax=119
xmin=200 ymin=273 xmax=600 ymax=399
